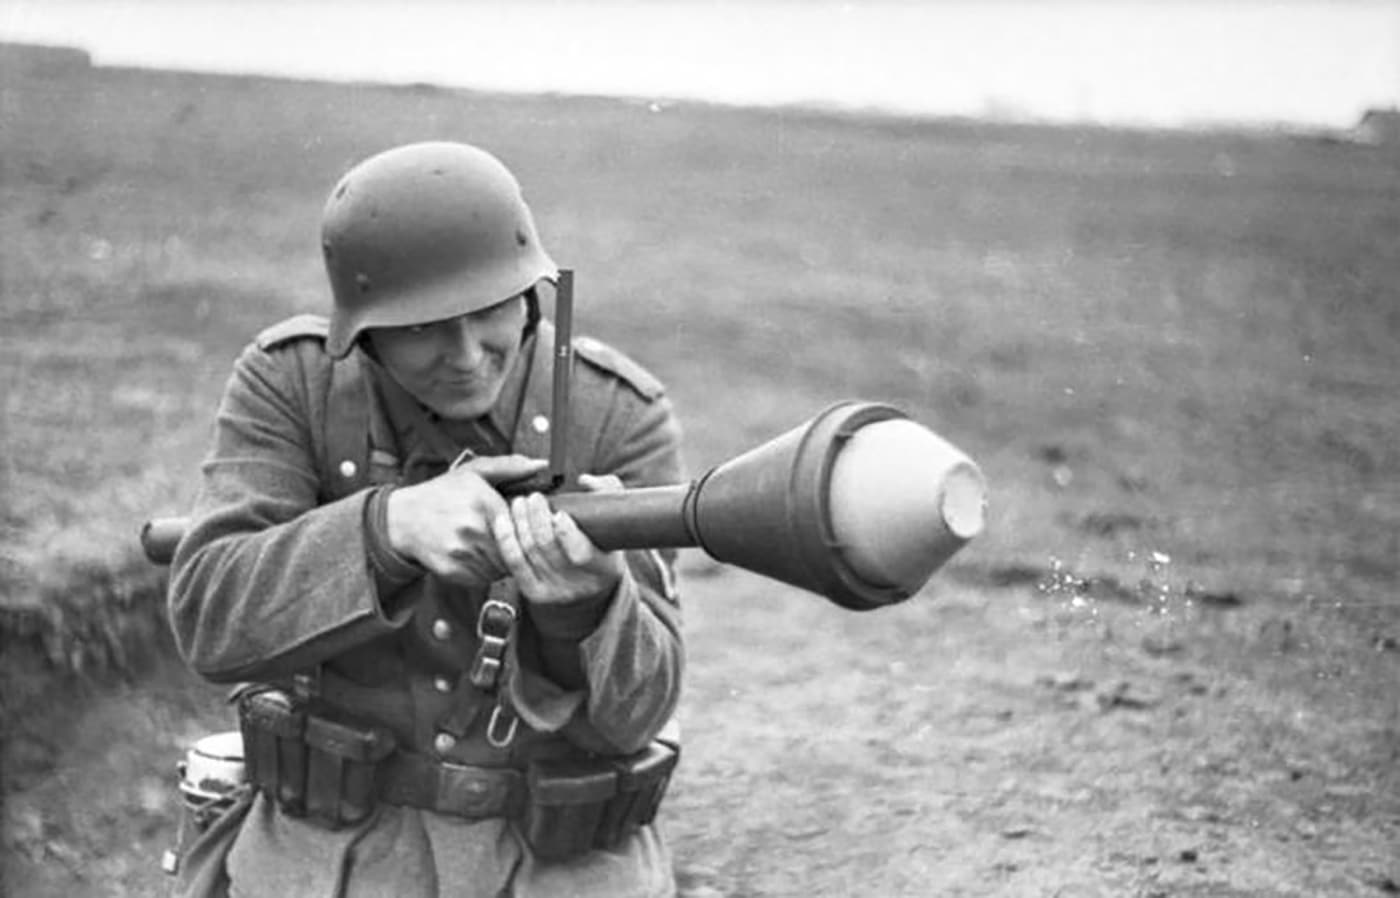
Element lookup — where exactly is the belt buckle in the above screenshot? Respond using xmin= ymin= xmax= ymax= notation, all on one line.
xmin=435 ymin=761 xmax=510 ymax=817
xmin=471 ymin=599 xmax=517 ymax=692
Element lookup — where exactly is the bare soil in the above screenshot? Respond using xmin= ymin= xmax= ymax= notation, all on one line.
xmin=5 ymin=558 xmax=1398 ymax=897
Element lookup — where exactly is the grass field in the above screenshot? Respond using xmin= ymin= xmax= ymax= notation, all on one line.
xmin=2 ymin=52 xmax=1399 ymax=897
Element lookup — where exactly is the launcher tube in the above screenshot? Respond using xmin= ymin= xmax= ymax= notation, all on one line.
xmin=549 ymin=485 xmax=697 ymax=551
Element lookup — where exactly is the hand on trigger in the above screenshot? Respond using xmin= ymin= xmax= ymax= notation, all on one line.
xmin=385 ymin=454 xmax=548 ymax=586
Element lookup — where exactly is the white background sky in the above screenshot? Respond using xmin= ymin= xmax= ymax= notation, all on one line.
xmin=3 ymin=1 xmax=1398 ymax=128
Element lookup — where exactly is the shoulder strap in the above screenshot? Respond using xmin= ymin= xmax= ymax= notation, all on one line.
xmin=256 ymin=313 xmax=329 ymax=351
xmin=572 ymin=336 xmax=665 ymax=401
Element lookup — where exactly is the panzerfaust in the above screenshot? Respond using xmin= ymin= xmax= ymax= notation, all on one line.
xmin=142 ymin=400 xmax=986 ymax=610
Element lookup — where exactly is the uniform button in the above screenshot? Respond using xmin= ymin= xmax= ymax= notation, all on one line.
xmin=433 ymin=732 xmax=457 ymax=754
xmin=432 ymin=675 xmax=453 ymax=694
xmin=339 ymin=459 xmax=358 ymax=479
xmin=431 ymin=618 xmax=452 ymax=640
xmin=531 ymin=414 xmax=550 ymax=434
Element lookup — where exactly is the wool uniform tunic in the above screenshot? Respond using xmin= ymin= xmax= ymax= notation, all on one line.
xmin=167 ymin=314 xmax=686 ymax=898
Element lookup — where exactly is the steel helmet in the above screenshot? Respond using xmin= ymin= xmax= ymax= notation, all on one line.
xmin=321 ymin=141 xmax=558 ymax=358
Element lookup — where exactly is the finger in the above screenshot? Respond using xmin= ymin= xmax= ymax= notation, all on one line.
xmin=436 ymin=466 xmax=515 ymax=517
xmin=448 ymin=540 xmax=504 ymax=574
xmin=451 ymin=487 xmax=508 ymax=550
xmin=509 ymin=496 xmax=540 ymax=560
xmin=442 ymin=544 xmax=505 ymax=586
xmin=552 ymin=511 xmax=600 ymax=566
xmin=519 ymin=494 xmax=572 ymax=577
xmin=491 ymin=509 xmax=540 ymax=589
xmin=578 ymin=473 xmax=624 ymax=493
xmin=476 ymin=488 xmax=509 ymax=524
xmin=467 ymin=454 xmax=549 ymax=486
xmin=524 ymin=494 xmax=560 ymax=555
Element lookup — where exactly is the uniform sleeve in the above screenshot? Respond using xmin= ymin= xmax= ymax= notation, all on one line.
xmin=167 ymin=341 xmax=408 ymax=683
xmin=509 ymin=387 xmax=686 ymax=754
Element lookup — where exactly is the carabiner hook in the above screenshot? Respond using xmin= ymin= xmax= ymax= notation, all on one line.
xmin=486 ymin=702 xmax=519 ymax=749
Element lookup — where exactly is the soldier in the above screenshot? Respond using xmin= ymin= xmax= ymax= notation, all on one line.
xmin=166 ymin=141 xmax=685 ymax=898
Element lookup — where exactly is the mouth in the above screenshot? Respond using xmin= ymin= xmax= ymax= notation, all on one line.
xmin=442 ymin=372 xmax=482 ymax=387
xmin=439 ymin=365 xmax=489 ymax=387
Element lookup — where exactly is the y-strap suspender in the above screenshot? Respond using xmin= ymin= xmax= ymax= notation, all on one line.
xmin=327 ymin=350 xmax=523 ymax=749
xmin=471 ymin=580 xmax=522 ymax=749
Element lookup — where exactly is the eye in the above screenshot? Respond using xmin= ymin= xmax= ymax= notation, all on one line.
xmin=477 ymin=295 xmax=524 ymax=322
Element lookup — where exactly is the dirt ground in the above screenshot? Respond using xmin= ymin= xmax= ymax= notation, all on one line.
xmin=5 ymin=554 xmax=1398 ymax=897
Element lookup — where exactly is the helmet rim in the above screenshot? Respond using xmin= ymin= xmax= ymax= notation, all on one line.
xmin=326 ymin=265 xmax=557 ymax=358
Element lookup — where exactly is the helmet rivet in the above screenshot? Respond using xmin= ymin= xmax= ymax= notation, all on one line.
xmin=532 ymin=415 xmax=550 ymax=434
xmin=515 ymin=229 xmax=528 ymax=247
xmin=339 ymin=460 xmax=358 ymax=478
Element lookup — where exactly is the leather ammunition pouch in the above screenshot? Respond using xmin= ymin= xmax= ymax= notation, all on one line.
xmin=237 ymin=687 xmax=677 ymax=859
xmin=238 ymin=688 xmax=395 ymax=828
xmin=525 ymin=740 xmax=678 ymax=861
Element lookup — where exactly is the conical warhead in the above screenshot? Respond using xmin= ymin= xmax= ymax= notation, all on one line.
xmin=826 ymin=417 xmax=987 ymax=594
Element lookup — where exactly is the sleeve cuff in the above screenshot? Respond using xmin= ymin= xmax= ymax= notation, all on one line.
xmin=526 ymin=580 xmax=617 ymax=640
xmin=363 ymin=486 xmax=425 ymax=600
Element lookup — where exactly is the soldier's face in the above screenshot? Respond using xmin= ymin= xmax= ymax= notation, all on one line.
xmin=369 ymin=295 xmax=528 ymax=420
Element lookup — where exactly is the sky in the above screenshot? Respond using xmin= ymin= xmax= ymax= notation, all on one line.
xmin=3 ymin=1 xmax=1398 ymax=129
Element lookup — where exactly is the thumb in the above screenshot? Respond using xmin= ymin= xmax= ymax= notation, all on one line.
xmin=578 ymin=473 xmax=624 ymax=493
xmin=462 ymin=454 xmax=549 ymax=485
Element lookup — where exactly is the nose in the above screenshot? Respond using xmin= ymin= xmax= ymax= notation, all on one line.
xmin=439 ymin=316 xmax=485 ymax=367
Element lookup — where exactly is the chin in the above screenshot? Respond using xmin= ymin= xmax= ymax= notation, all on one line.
xmin=432 ymin=391 xmax=498 ymax=421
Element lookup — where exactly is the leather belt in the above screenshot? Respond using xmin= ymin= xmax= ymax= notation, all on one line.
xmin=236 ymin=684 xmax=676 ymax=860
xmin=378 ymin=752 xmax=526 ymax=820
